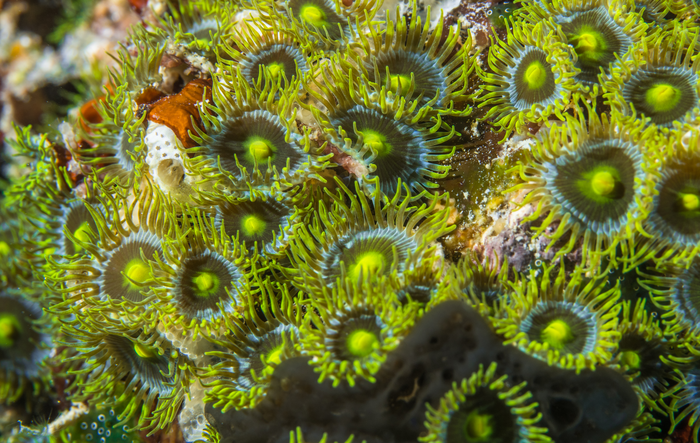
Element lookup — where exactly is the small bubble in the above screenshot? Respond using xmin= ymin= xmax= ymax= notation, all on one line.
xmin=535 ymin=259 xmax=542 ymax=267
xmin=98 ymin=414 xmax=106 ymax=422
xmin=100 ymin=438 xmax=106 ymax=443
xmin=634 ymin=286 xmax=640 ymax=291
xmin=109 ymin=409 xmax=115 ymax=416
xmin=98 ymin=427 xmax=105 ymax=435
xmin=81 ymin=423 xmax=88 ymax=430
xmin=86 ymin=435 xmax=93 ymax=441
xmin=123 ymin=425 xmax=130 ymax=432
xmin=106 ymin=430 xmax=111 ymax=437
xmin=91 ymin=423 xmax=98 ymax=430
xmin=486 ymin=9 xmax=493 ymax=15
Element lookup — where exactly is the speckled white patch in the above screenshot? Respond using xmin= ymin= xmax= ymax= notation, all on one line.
xmin=178 ymin=381 xmax=209 ymax=443
xmin=145 ymin=122 xmax=188 ymax=190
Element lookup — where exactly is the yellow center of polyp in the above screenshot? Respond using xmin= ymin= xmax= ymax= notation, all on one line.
xmin=0 ymin=315 xmax=19 ymax=348
xmin=346 ymin=329 xmax=378 ymax=358
xmin=681 ymin=192 xmax=700 ymax=211
xmin=134 ymin=342 xmax=156 ymax=359
xmin=300 ymin=4 xmax=326 ymax=26
xmin=349 ymin=251 xmax=385 ymax=280
xmin=576 ymin=32 xmax=599 ymax=53
xmin=242 ymin=215 xmax=266 ymax=237
xmin=265 ymin=345 xmax=284 ymax=365
xmin=540 ymin=319 xmax=574 ymax=349
xmin=389 ymin=73 xmax=412 ymax=94
xmin=620 ymin=350 xmax=641 ymax=371
xmin=72 ymin=222 xmax=92 ymax=252
xmin=248 ymin=140 xmax=272 ymax=163
xmin=646 ymin=83 xmax=680 ymax=113
xmin=569 ymin=27 xmax=607 ymax=64
xmin=266 ymin=63 xmax=285 ymax=79
xmin=524 ymin=61 xmax=547 ymax=90
xmin=362 ymin=131 xmax=391 ymax=157
xmin=591 ymin=171 xmax=617 ymax=197
xmin=193 ymin=271 xmax=219 ymax=297
xmin=464 ymin=411 xmax=493 ymax=441
xmin=0 ymin=241 xmax=10 ymax=256
xmin=124 ymin=259 xmax=150 ymax=287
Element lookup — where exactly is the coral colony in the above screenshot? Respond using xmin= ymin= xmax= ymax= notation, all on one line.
xmin=0 ymin=0 xmax=699 ymax=441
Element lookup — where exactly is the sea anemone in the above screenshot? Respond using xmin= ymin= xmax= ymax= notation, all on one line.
xmin=420 ymin=362 xmax=550 ymax=443
xmin=613 ymin=300 xmax=679 ymax=413
xmin=494 ymin=265 xmax=621 ymax=372
xmin=640 ymin=256 xmax=700 ymax=339
xmin=299 ymin=277 xmax=417 ymax=387
xmin=214 ymin=187 xmax=308 ymax=256
xmin=518 ymin=0 xmax=648 ymax=95
xmin=46 ymin=180 xmax=171 ymax=316
xmin=605 ymin=23 xmax=700 ymax=134
xmin=73 ymin=42 xmax=163 ymax=189
xmin=0 ymin=291 xmax=51 ymax=405
xmin=218 ymin=15 xmax=316 ymax=90
xmin=267 ymin=0 xmax=381 ymax=51
xmin=200 ymin=281 xmax=302 ymax=411
xmin=156 ymin=0 xmax=238 ymax=59
xmin=283 ymin=179 xmax=454 ymax=297
xmin=390 ymin=254 xmax=445 ymax=305
xmin=438 ymin=253 xmax=510 ymax=317
xmin=309 ymin=65 xmax=456 ymax=197
xmin=20 ymin=180 xmax=101 ymax=261
xmin=150 ymin=206 xmax=256 ymax=338
xmin=667 ymin=363 xmax=700 ymax=443
xmin=62 ymin=316 xmax=194 ymax=435
xmin=478 ymin=19 xmax=579 ymax=139
xmin=346 ymin=2 xmax=475 ymax=115
xmin=627 ymin=129 xmax=700 ymax=266
xmin=507 ymin=107 xmax=655 ymax=270
xmin=188 ymin=70 xmax=330 ymax=192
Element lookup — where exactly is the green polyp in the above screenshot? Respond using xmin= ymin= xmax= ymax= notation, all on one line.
xmin=591 ymin=170 xmax=616 ymax=196
xmin=620 ymin=350 xmax=641 ymax=371
xmin=133 ymin=341 xmax=157 ymax=359
xmin=569 ymin=26 xmax=607 ymax=64
xmin=645 ymin=83 xmax=681 ymax=113
xmin=388 ymin=73 xmax=412 ymax=94
xmin=361 ymin=130 xmax=392 ymax=157
xmin=72 ymin=222 xmax=92 ymax=252
xmin=463 ymin=410 xmax=493 ymax=441
xmin=540 ymin=319 xmax=574 ymax=350
xmin=346 ymin=329 xmax=379 ymax=358
xmin=242 ymin=214 xmax=267 ymax=238
xmin=523 ymin=60 xmax=547 ymax=90
xmin=0 ymin=314 xmax=20 ymax=348
xmin=300 ymin=4 xmax=327 ymax=27
xmin=576 ymin=165 xmax=622 ymax=203
xmin=123 ymin=258 xmax=150 ymax=288
xmin=266 ymin=62 xmax=285 ymax=79
xmin=245 ymin=136 xmax=275 ymax=165
xmin=0 ymin=241 xmax=10 ymax=256
xmin=265 ymin=345 xmax=284 ymax=365
xmin=349 ymin=250 xmax=385 ymax=280
xmin=192 ymin=270 xmax=220 ymax=298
